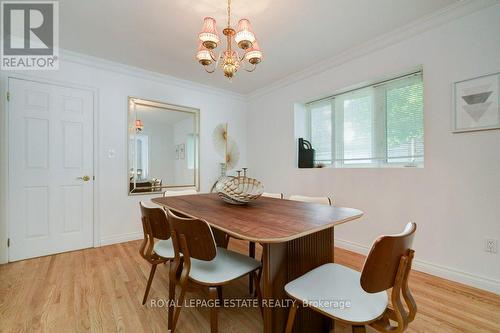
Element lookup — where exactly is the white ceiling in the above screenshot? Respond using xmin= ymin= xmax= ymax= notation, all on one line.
xmin=60 ymin=0 xmax=458 ymax=94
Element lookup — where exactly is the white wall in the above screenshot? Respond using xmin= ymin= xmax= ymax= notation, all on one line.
xmin=0 ymin=52 xmax=247 ymax=262
xmin=247 ymin=5 xmax=500 ymax=293
xmin=173 ymin=117 xmax=196 ymax=185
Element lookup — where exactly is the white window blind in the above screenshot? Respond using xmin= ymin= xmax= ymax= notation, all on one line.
xmin=386 ymin=77 xmax=424 ymax=164
xmin=307 ymin=101 xmax=332 ymax=164
xmin=339 ymin=89 xmax=374 ymax=164
xmin=306 ymin=71 xmax=424 ymax=168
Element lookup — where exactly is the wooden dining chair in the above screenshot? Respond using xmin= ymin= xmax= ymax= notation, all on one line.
xmin=138 ymin=202 xmax=175 ymax=305
xmin=167 ymin=209 xmax=263 ymax=333
xmin=163 ymin=188 xmax=198 ymax=197
xmin=164 ymin=188 xmax=232 ymax=255
xmin=284 ymin=222 xmax=417 ymax=333
xmin=262 ymin=192 xmax=285 ymax=199
xmin=289 ymin=194 xmax=332 ymax=205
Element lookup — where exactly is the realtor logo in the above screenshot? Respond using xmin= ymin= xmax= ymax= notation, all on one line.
xmin=1 ymin=1 xmax=59 ymax=70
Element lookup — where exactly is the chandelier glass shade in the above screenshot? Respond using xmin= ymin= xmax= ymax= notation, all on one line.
xmin=235 ymin=19 xmax=255 ymax=49
xmin=244 ymin=40 xmax=262 ymax=64
xmin=196 ymin=42 xmax=213 ymax=66
xmin=135 ymin=119 xmax=144 ymax=132
xmin=196 ymin=0 xmax=262 ymax=79
xmin=199 ymin=17 xmax=220 ymax=49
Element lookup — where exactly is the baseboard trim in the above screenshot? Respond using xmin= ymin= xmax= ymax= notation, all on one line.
xmin=100 ymin=231 xmax=143 ymax=246
xmin=335 ymin=238 xmax=500 ymax=295
xmin=97 ymin=233 xmax=500 ymax=294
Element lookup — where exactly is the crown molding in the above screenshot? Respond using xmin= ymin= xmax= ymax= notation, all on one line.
xmin=59 ymin=49 xmax=247 ymax=102
xmin=248 ymin=0 xmax=500 ymax=101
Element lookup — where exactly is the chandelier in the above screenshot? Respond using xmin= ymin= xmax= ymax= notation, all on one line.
xmin=196 ymin=0 xmax=263 ymax=80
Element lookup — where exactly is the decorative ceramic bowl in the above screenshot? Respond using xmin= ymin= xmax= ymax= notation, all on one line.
xmin=215 ymin=176 xmax=264 ymax=205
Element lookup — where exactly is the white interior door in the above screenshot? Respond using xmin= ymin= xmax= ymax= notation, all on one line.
xmin=8 ymin=78 xmax=94 ymax=261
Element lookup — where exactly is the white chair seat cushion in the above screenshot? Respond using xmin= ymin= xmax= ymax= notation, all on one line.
xmin=262 ymin=192 xmax=283 ymax=199
xmin=289 ymin=195 xmax=331 ymax=205
xmin=189 ymin=247 xmax=261 ymax=285
xmin=163 ymin=189 xmax=198 ymax=197
xmin=153 ymin=239 xmax=175 ymax=259
xmin=285 ymin=263 xmax=388 ymax=323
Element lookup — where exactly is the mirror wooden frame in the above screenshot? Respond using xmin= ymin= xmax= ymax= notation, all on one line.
xmin=127 ymin=97 xmax=200 ymax=195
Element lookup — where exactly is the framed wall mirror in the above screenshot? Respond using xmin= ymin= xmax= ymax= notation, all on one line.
xmin=128 ymin=97 xmax=200 ymax=195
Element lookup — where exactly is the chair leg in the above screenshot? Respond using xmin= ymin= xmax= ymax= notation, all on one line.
xmin=168 ymin=279 xmax=175 ymax=330
xmin=209 ymin=287 xmax=219 ymax=333
xmin=249 ymin=242 xmax=256 ymax=294
xmin=216 ymin=286 xmax=223 ymax=303
xmin=285 ymin=301 xmax=299 ymax=333
xmin=252 ymin=271 xmax=263 ymax=317
xmin=352 ymin=325 xmax=367 ymax=333
xmin=171 ymin=279 xmax=187 ymax=333
xmin=254 ymin=264 xmax=263 ymax=297
xmin=142 ymin=263 xmax=157 ymax=305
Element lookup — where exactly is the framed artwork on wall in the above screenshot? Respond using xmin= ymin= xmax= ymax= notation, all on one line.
xmin=180 ymin=143 xmax=185 ymax=160
xmin=453 ymin=71 xmax=500 ymax=133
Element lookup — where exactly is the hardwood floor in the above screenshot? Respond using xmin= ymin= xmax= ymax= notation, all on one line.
xmin=1 ymin=239 xmax=499 ymax=333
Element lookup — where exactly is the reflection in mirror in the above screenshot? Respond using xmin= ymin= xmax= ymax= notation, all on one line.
xmin=128 ymin=98 xmax=199 ymax=195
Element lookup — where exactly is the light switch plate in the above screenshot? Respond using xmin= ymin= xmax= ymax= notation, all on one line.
xmin=485 ymin=239 xmax=498 ymax=254
xmin=108 ymin=149 xmax=116 ymax=158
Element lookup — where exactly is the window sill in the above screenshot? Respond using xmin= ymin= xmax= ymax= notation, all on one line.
xmin=303 ymin=163 xmax=424 ymax=169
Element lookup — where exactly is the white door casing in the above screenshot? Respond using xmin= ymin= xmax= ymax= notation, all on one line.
xmin=8 ymin=78 xmax=94 ymax=261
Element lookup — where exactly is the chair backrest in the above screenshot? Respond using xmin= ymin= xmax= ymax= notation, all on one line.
xmin=163 ymin=188 xmax=198 ymax=197
xmin=288 ymin=195 xmax=332 ymax=205
xmin=360 ymin=222 xmax=417 ymax=293
xmin=167 ymin=209 xmax=217 ymax=261
xmin=139 ymin=201 xmax=171 ymax=240
xmin=262 ymin=192 xmax=284 ymax=199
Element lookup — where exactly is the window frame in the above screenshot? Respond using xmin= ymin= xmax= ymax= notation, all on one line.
xmin=306 ymin=71 xmax=424 ymax=169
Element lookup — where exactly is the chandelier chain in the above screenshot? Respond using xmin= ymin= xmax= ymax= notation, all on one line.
xmin=227 ymin=0 xmax=231 ymax=27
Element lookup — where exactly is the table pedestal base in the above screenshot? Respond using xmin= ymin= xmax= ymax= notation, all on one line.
xmin=262 ymin=228 xmax=334 ymax=333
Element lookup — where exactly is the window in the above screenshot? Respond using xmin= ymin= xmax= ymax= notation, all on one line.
xmin=340 ymin=90 xmax=374 ymax=164
xmin=186 ymin=133 xmax=196 ymax=170
xmin=135 ymin=134 xmax=149 ymax=178
xmin=306 ymin=71 xmax=423 ymax=167
xmin=309 ymin=101 xmax=332 ymax=164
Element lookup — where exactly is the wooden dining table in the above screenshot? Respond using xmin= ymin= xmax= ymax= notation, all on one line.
xmin=152 ymin=193 xmax=363 ymax=333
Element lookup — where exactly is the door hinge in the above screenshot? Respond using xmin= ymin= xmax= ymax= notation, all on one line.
xmin=7 ymin=238 xmax=10 ymax=247
xmin=6 ymin=91 xmax=10 ymax=102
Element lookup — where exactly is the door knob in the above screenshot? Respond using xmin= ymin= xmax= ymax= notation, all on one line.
xmin=77 ymin=175 xmax=91 ymax=182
